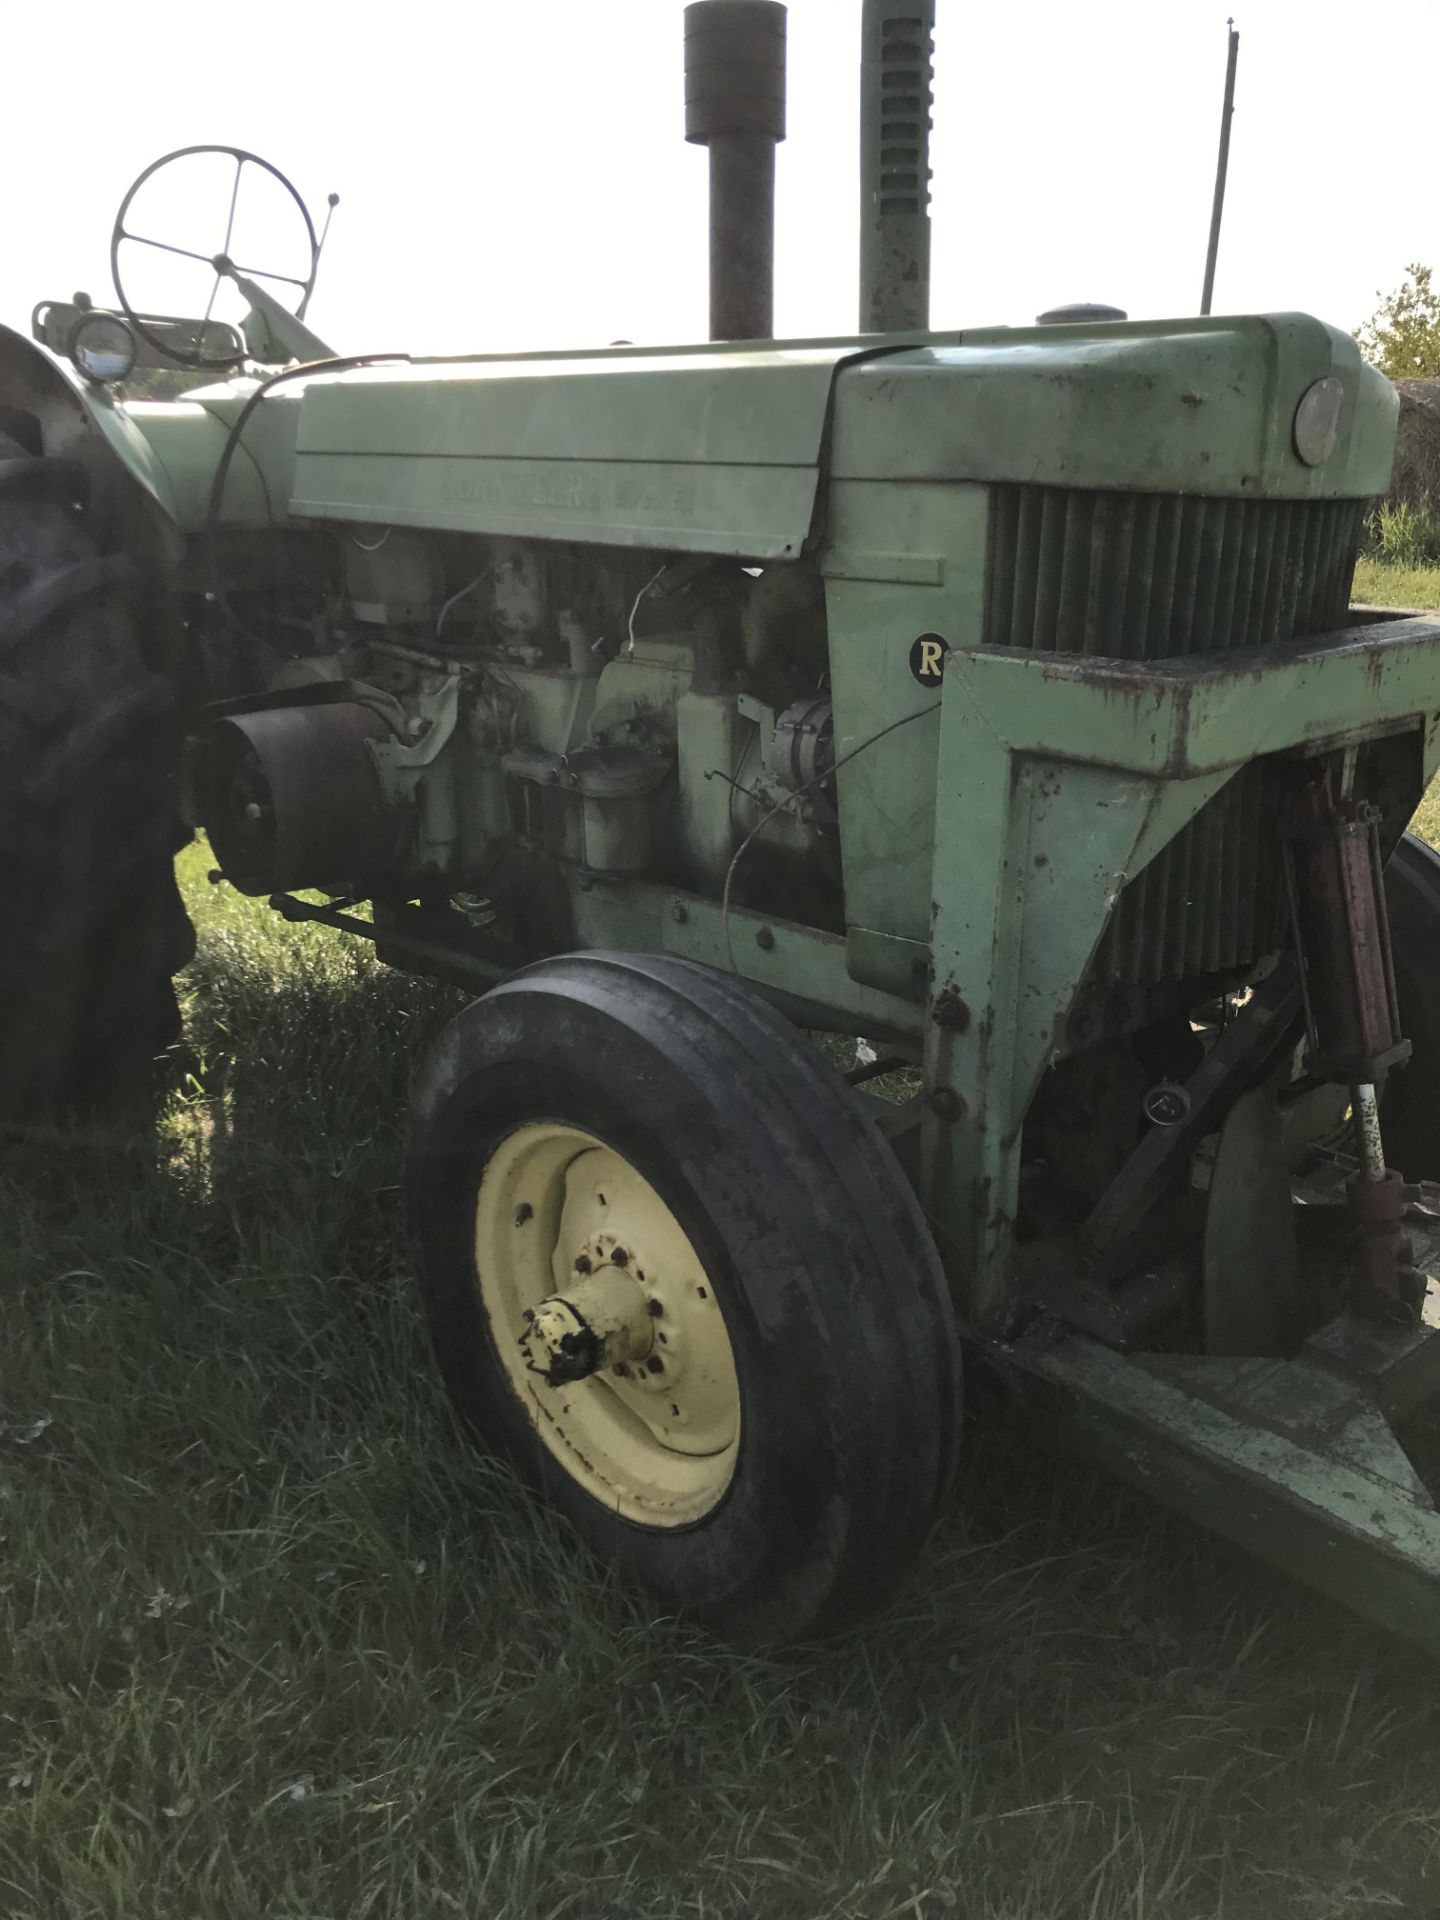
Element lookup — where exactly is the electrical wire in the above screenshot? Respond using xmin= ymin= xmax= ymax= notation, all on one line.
xmin=204 ymin=352 xmax=411 ymax=642
xmin=625 ymin=563 xmax=669 ymax=655
xmin=719 ymin=699 xmax=941 ymax=972
xmin=436 ymin=571 xmax=491 ymax=639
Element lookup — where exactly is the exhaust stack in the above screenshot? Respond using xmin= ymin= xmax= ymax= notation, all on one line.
xmin=859 ymin=0 xmax=935 ymax=332
xmin=684 ymin=1 xmax=787 ymax=341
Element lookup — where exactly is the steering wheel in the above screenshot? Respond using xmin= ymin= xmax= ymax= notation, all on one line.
xmin=111 ymin=145 xmax=321 ymax=369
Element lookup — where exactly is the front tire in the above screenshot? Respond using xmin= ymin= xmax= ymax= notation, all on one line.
xmin=407 ymin=952 xmax=961 ymax=1643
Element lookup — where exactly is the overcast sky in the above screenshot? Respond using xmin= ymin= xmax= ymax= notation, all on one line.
xmin=3 ymin=0 xmax=1435 ymax=360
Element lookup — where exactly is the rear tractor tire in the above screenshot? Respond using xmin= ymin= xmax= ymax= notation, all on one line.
xmin=407 ymin=951 xmax=962 ymax=1643
xmin=0 ymin=429 xmax=193 ymax=1114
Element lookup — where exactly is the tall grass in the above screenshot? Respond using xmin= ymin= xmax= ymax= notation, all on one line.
xmin=1363 ymin=497 xmax=1440 ymax=570
xmin=4 ymin=847 xmax=1440 ymax=1917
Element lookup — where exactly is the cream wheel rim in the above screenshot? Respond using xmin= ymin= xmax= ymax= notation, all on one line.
xmin=473 ymin=1122 xmax=741 ymax=1526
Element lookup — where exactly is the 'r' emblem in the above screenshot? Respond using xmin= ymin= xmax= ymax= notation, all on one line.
xmin=909 ymin=633 xmax=950 ymax=684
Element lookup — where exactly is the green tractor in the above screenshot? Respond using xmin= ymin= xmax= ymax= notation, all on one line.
xmin=8 ymin=0 xmax=1440 ymax=1649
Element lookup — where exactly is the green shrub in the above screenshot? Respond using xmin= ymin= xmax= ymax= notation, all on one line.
xmin=1363 ymin=496 xmax=1440 ymax=567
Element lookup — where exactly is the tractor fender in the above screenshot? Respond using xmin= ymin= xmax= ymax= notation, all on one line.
xmin=0 ymin=323 xmax=199 ymax=691
xmin=0 ymin=322 xmax=182 ymax=541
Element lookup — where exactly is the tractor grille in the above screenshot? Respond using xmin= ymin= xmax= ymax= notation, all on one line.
xmin=983 ymin=486 xmax=1367 ymax=987
xmin=984 ymin=487 xmax=1364 ymax=660
xmin=1099 ymin=759 xmax=1286 ymax=984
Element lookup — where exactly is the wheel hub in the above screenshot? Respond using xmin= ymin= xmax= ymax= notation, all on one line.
xmin=522 ymin=1256 xmax=654 ymax=1386
xmin=473 ymin=1123 xmax=742 ymax=1526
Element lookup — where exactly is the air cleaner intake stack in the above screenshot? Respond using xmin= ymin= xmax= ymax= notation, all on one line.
xmin=859 ymin=0 xmax=934 ymax=332
xmin=684 ymin=0 xmax=787 ymax=341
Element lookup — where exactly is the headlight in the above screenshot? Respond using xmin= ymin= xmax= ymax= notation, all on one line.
xmin=68 ymin=311 xmax=137 ymax=385
xmin=1294 ymin=377 xmax=1344 ymax=467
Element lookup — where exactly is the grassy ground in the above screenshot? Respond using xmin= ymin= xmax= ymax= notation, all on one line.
xmin=8 ymin=841 xmax=1440 ymax=1917
xmin=1353 ymin=555 xmax=1440 ymax=616
xmin=1358 ymin=559 xmax=1440 ymax=845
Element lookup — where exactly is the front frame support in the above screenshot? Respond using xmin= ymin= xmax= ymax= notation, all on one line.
xmin=919 ymin=618 xmax=1440 ymax=1331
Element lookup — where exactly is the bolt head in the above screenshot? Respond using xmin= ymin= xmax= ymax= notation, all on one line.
xmin=1143 ymin=1083 xmax=1190 ymax=1128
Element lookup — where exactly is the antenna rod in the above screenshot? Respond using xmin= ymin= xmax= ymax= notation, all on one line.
xmin=298 ymin=193 xmax=340 ymax=321
xmin=1200 ymin=20 xmax=1240 ymax=317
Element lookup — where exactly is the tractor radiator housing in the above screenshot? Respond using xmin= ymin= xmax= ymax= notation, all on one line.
xmin=984 ymin=485 xmax=1369 ymax=994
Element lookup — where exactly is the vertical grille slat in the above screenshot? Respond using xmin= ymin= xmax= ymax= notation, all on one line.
xmin=1117 ymin=495 xmax=1151 ymax=658
xmin=1034 ymin=489 xmax=1067 ymax=652
xmin=1296 ymin=501 xmax=1325 ymax=632
xmin=985 ymin=488 xmax=1018 ymax=649
xmin=984 ymin=485 xmax=1368 ymax=986
xmin=1009 ymin=488 xmax=1042 ymax=649
xmin=1055 ymin=489 xmax=1095 ymax=654
xmin=1171 ymin=496 xmax=1206 ymax=656
xmin=1149 ymin=496 xmax=1183 ymax=662
xmin=1214 ymin=498 xmax=1243 ymax=649
xmin=1251 ymin=502 xmax=1281 ymax=642
xmin=1187 ymin=500 xmax=1224 ymax=654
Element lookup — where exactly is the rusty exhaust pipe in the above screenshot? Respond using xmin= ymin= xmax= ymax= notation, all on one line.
xmin=684 ymin=0 xmax=786 ymax=341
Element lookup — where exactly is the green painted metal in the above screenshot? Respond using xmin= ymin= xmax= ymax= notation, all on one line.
xmin=828 ymin=315 xmax=1396 ymax=498
xmin=0 ymin=322 xmax=185 ymax=521
xmin=288 ymin=347 xmax=862 ymax=556
xmin=570 ymin=878 xmax=923 ymax=1045
xmin=921 ymin=616 xmax=1440 ymax=1332
xmin=229 ymin=270 xmax=335 ymax=366
xmin=32 ymin=308 xmax=1389 ymax=552
xmin=128 ymin=396 xmax=276 ymax=525
xmin=1004 ymin=1313 xmax=1440 ymax=1660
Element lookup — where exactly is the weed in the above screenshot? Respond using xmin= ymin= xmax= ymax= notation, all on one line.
xmin=1363 ymin=497 xmax=1440 ymax=569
